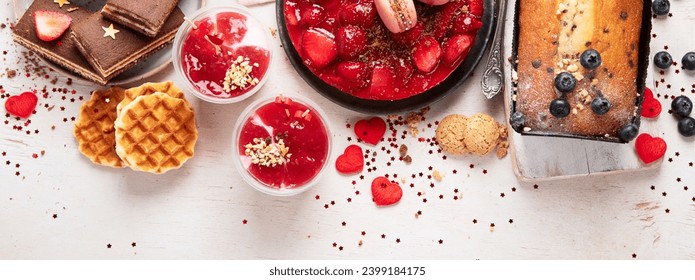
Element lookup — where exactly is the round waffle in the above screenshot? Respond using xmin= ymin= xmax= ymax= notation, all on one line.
xmin=73 ymin=87 xmax=126 ymax=168
xmin=114 ymin=92 xmax=197 ymax=174
xmin=117 ymin=81 xmax=187 ymax=115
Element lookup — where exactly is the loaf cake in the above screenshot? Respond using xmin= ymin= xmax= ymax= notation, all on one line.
xmin=510 ymin=0 xmax=650 ymax=142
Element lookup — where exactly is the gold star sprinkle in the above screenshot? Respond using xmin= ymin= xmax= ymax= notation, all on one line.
xmin=54 ymin=0 xmax=70 ymax=8
xmin=102 ymin=24 xmax=119 ymax=40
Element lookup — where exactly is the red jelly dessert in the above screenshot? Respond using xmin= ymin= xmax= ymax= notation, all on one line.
xmin=174 ymin=6 xmax=272 ymax=103
xmin=284 ymin=0 xmax=484 ymax=100
xmin=234 ymin=95 xmax=331 ymax=193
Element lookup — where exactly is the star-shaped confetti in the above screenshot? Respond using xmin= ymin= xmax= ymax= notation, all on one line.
xmin=102 ymin=24 xmax=119 ymax=40
xmin=54 ymin=0 xmax=70 ymax=8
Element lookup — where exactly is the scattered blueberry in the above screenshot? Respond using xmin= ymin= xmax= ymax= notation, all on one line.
xmin=671 ymin=95 xmax=693 ymax=118
xmin=682 ymin=52 xmax=695 ymax=71
xmin=678 ymin=117 xmax=695 ymax=137
xmin=580 ymin=49 xmax=602 ymax=70
xmin=653 ymin=51 xmax=672 ymax=69
xmin=652 ymin=0 xmax=670 ymax=16
xmin=554 ymin=72 xmax=577 ymax=93
xmin=510 ymin=112 xmax=526 ymax=132
xmin=549 ymin=98 xmax=570 ymax=118
xmin=591 ymin=96 xmax=611 ymax=115
xmin=619 ymin=124 xmax=639 ymax=142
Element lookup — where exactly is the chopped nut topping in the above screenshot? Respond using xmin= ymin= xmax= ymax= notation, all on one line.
xmin=244 ymin=136 xmax=292 ymax=167
xmin=223 ymin=56 xmax=259 ymax=93
xmin=566 ymin=63 xmax=579 ymax=73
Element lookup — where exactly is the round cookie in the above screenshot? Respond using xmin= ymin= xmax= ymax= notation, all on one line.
xmin=115 ymin=92 xmax=197 ymax=174
xmin=462 ymin=113 xmax=500 ymax=156
xmin=435 ymin=114 xmax=469 ymax=155
xmin=73 ymin=87 xmax=126 ymax=168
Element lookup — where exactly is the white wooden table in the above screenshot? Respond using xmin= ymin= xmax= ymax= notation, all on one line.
xmin=1 ymin=1 xmax=694 ymax=259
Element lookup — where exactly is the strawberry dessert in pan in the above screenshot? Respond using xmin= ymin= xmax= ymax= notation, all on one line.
xmin=279 ymin=0 xmax=494 ymax=113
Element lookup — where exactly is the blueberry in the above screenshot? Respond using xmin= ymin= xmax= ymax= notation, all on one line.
xmin=653 ymin=51 xmax=672 ymax=69
xmin=682 ymin=52 xmax=695 ymax=71
xmin=678 ymin=117 xmax=695 ymax=137
xmin=671 ymin=95 xmax=693 ymax=117
xmin=618 ymin=124 xmax=639 ymax=142
xmin=652 ymin=0 xmax=670 ymax=16
xmin=549 ymin=98 xmax=570 ymax=118
xmin=554 ymin=72 xmax=577 ymax=93
xmin=580 ymin=49 xmax=602 ymax=70
xmin=591 ymin=96 xmax=611 ymax=115
xmin=510 ymin=111 xmax=526 ymax=132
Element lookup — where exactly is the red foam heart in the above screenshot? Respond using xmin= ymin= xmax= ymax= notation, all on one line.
xmin=354 ymin=117 xmax=386 ymax=145
xmin=5 ymin=92 xmax=38 ymax=118
xmin=371 ymin=176 xmax=402 ymax=206
xmin=335 ymin=144 xmax=364 ymax=174
xmin=641 ymin=87 xmax=661 ymax=118
xmin=635 ymin=133 xmax=666 ymax=164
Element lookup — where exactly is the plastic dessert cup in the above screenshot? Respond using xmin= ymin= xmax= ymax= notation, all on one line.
xmin=232 ymin=95 xmax=332 ymax=196
xmin=172 ymin=5 xmax=273 ymax=104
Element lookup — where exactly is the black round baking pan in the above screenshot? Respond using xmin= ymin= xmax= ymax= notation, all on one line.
xmin=276 ymin=0 xmax=496 ymax=114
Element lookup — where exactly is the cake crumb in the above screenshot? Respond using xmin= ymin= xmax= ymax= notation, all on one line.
xmin=403 ymin=155 xmax=412 ymax=164
xmin=432 ymin=170 xmax=442 ymax=181
xmin=399 ymin=144 xmax=408 ymax=157
xmin=497 ymin=141 xmax=509 ymax=159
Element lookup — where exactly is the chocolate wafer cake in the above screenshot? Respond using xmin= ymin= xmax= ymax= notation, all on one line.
xmin=12 ymin=0 xmax=109 ymax=84
xmin=510 ymin=0 xmax=651 ymax=143
xmin=70 ymin=8 xmax=184 ymax=82
xmin=101 ymin=0 xmax=180 ymax=37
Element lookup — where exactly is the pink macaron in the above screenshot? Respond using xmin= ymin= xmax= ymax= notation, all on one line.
xmin=374 ymin=0 xmax=418 ymax=33
xmin=417 ymin=0 xmax=450 ymax=5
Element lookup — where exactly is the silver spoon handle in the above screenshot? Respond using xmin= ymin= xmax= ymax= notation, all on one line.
xmin=481 ymin=0 xmax=507 ymax=99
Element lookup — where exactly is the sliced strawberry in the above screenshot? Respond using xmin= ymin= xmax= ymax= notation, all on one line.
xmin=468 ymin=0 xmax=484 ymax=18
xmin=285 ymin=2 xmax=300 ymax=26
xmin=442 ymin=34 xmax=474 ymax=66
xmin=33 ymin=10 xmax=72 ymax=42
xmin=336 ymin=25 xmax=367 ymax=60
xmin=391 ymin=22 xmax=423 ymax=47
xmin=433 ymin=0 xmax=464 ymax=39
xmin=338 ymin=2 xmax=377 ymax=28
xmin=300 ymin=4 xmax=326 ymax=27
xmin=369 ymin=64 xmax=396 ymax=98
xmin=393 ymin=57 xmax=414 ymax=87
xmin=451 ymin=14 xmax=483 ymax=34
xmin=301 ymin=28 xmax=337 ymax=69
xmin=336 ymin=61 xmax=370 ymax=87
xmin=412 ymin=36 xmax=442 ymax=73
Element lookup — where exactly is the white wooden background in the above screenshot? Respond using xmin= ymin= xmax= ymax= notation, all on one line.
xmin=1 ymin=0 xmax=694 ymax=259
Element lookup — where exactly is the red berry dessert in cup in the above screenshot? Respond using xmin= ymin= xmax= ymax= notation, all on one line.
xmin=173 ymin=5 xmax=272 ymax=103
xmin=233 ymin=95 xmax=332 ymax=195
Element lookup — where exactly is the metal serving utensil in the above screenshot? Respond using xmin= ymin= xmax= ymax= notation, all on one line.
xmin=481 ymin=0 xmax=507 ymax=99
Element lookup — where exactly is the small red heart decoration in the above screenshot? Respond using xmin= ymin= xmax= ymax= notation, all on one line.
xmin=5 ymin=92 xmax=38 ymax=118
xmin=335 ymin=144 xmax=364 ymax=174
xmin=635 ymin=133 xmax=666 ymax=164
xmin=354 ymin=117 xmax=386 ymax=145
xmin=371 ymin=176 xmax=402 ymax=206
xmin=641 ymin=87 xmax=661 ymax=118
